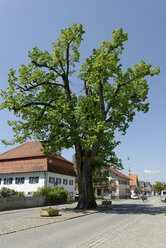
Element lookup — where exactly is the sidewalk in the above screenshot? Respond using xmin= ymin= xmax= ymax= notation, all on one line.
xmin=0 ymin=208 xmax=97 ymax=236
xmin=0 ymin=199 xmax=129 ymax=236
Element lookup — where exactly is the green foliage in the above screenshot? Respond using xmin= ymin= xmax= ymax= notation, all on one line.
xmin=41 ymin=207 xmax=58 ymax=213
xmin=152 ymin=182 xmax=166 ymax=193
xmin=109 ymin=181 xmax=117 ymax=193
xmin=34 ymin=186 xmax=68 ymax=204
xmin=34 ymin=186 xmax=52 ymax=196
xmin=0 ymin=24 xmax=160 ymax=154
xmin=0 ymin=187 xmax=14 ymax=197
xmin=67 ymin=192 xmax=73 ymax=202
xmin=18 ymin=191 xmax=25 ymax=196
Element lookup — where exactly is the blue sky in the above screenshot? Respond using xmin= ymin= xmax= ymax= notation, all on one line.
xmin=0 ymin=0 xmax=165 ymax=183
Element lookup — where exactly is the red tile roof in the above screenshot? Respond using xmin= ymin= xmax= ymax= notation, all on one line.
xmin=109 ymin=167 xmax=130 ymax=180
xmin=0 ymin=141 xmax=44 ymax=160
xmin=0 ymin=158 xmax=47 ymax=174
xmin=0 ymin=141 xmax=75 ymax=177
xmin=128 ymin=174 xmax=139 ymax=187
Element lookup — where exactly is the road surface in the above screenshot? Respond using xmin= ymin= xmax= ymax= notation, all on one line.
xmin=0 ymin=196 xmax=165 ymax=248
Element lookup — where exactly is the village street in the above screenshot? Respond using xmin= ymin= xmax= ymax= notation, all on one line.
xmin=0 ymin=196 xmax=165 ymax=248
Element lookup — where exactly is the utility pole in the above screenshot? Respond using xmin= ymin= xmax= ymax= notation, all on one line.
xmin=127 ymin=157 xmax=131 ymax=175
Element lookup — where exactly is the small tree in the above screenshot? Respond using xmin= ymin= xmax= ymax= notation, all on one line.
xmin=0 ymin=24 xmax=160 ymax=209
xmin=152 ymin=182 xmax=166 ymax=194
xmin=109 ymin=181 xmax=117 ymax=198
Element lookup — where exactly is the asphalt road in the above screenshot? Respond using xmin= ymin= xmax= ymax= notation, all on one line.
xmin=0 ymin=196 xmax=163 ymax=248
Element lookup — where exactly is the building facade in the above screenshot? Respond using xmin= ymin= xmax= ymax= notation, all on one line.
xmin=0 ymin=141 xmax=76 ymax=199
xmin=128 ymin=174 xmax=139 ymax=196
xmin=93 ymin=167 xmax=130 ymax=199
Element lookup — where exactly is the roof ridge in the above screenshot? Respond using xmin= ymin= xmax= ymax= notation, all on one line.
xmin=109 ymin=167 xmax=130 ymax=180
xmin=0 ymin=141 xmax=73 ymax=164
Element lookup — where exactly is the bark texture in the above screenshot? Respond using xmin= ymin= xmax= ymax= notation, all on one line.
xmin=76 ymin=154 xmax=97 ymax=209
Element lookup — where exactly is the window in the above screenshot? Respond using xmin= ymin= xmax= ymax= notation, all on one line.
xmin=15 ymin=177 xmax=25 ymax=184
xmin=63 ymin=179 xmax=68 ymax=185
xmin=56 ymin=178 xmax=61 ymax=185
xmin=4 ymin=178 xmax=13 ymax=185
xmin=0 ymin=178 xmax=1 ymax=184
xmin=104 ymin=189 xmax=109 ymax=193
xmin=119 ymin=180 xmax=126 ymax=185
xmin=49 ymin=176 xmax=55 ymax=184
xmin=69 ymin=180 xmax=73 ymax=186
xmin=29 ymin=176 xmax=39 ymax=184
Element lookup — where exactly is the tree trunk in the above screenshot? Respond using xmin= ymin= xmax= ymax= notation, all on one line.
xmin=76 ymin=155 xmax=97 ymax=209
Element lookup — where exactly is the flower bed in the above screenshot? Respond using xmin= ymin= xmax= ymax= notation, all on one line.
xmin=40 ymin=207 xmax=59 ymax=217
xmin=101 ymin=200 xmax=112 ymax=205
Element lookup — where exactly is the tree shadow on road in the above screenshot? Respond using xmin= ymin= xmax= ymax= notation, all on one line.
xmin=97 ymin=202 xmax=166 ymax=216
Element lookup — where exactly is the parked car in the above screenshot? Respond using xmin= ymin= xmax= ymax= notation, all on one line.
xmin=131 ymin=194 xmax=140 ymax=199
xmin=161 ymin=190 xmax=166 ymax=202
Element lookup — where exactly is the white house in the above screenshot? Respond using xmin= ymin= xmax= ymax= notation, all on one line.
xmin=93 ymin=167 xmax=130 ymax=199
xmin=0 ymin=141 xmax=76 ymax=199
xmin=127 ymin=174 xmax=139 ymax=197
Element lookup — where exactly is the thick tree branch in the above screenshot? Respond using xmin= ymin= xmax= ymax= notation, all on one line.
xmin=105 ymin=72 xmax=148 ymax=117
xmin=13 ymin=102 xmax=55 ymax=111
xmin=66 ymin=43 xmax=70 ymax=76
xmin=32 ymin=61 xmax=62 ymax=77
xmin=106 ymin=109 xmax=114 ymax=123
xmin=15 ymin=81 xmax=64 ymax=91
xmin=98 ymin=81 xmax=106 ymax=120
xmin=84 ymin=81 xmax=89 ymax=96
xmin=105 ymin=83 xmax=122 ymax=114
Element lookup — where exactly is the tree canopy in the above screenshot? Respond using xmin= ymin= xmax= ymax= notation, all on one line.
xmin=0 ymin=24 xmax=160 ymax=209
xmin=153 ymin=182 xmax=166 ymax=193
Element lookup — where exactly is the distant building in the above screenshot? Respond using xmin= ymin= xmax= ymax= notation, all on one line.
xmin=144 ymin=182 xmax=152 ymax=193
xmin=0 ymin=141 xmax=76 ymax=199
xmin=128 ymin=174 xmax=139 ymax=196
xmin=139 ymin=181 xmax=152 ymax=194
xmin=93 ymin=167 xmax=130 ymax=199
xmin=139 ymin=181 xmax=145 ymax=192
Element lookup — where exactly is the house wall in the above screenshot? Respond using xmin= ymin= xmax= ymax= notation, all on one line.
xmin=118 ymin=181 xmax=130 ymax=199
xmin=0 ymin=172 xmax=45 ymax=194
xmin=109 ymin=171 xmax=119 ymax=198
xmin=46 ymin=171 xmax=75 ymax=199
xmin=0 ymin=171 xmax=75 ymax=199
xmin=94 ymin=169 xmax=130 ymax=199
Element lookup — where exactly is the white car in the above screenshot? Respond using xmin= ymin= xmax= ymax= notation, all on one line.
xmin=131 ymin=194 xmax=140 ymax=199
xmin=161 ymin=190 xmax=166 ymax=202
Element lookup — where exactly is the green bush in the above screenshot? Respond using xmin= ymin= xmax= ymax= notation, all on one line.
xmin=18 ymin=192 xmax=24 ymax=196
xmin=67 ymin=193 xmax=73 ymax=202
xmin=0 ymin=187 xmax=15 ymax=197
xmin=34 ymin=186 xmax=68 ymax=204
xmin=34 ymin=186 xmax=52 ymax=197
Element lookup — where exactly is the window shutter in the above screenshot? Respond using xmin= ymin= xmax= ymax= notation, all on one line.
xmin=4 ymin=178 xmax=6 ymax=184
xmin=21 ymin=177 xmax=25 ymax=184
xmin=15 ymin=178 xmax=18 ymax=184
xmin=29 ymin=177 xmax=32 ymax=184
xmin=35 ymin=177 xmax=39 ymax=183
xmin=9 ymin=178 xmax=13 ymax=184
